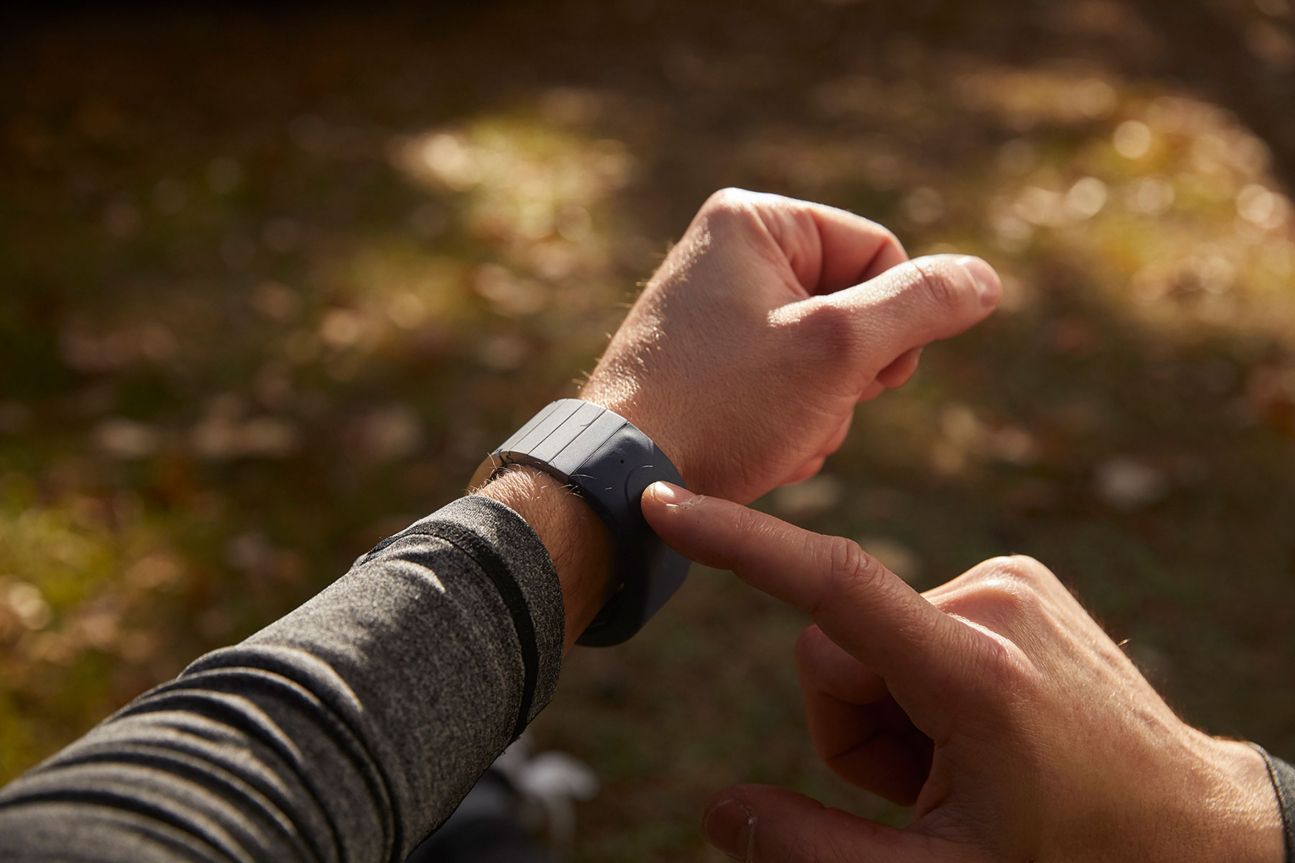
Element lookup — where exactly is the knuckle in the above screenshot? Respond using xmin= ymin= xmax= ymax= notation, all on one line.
xmin=819 ymin=536 xmax=886 ymax=610
xmin=982 ymin=554 xmax=1052 ymax=586
xmin=944 ymin=557 xmax=1058 ymax=626
xmin=702 ymin=187 xmax=757 ymax=221
xmin=797 ymin=299 xmax=863 ymax=360
xmin=968 ymin=576 xmax=1044 ymax=620
xmin=909 ymin=257 xmax=966 ymax=310
xmin=735 ymin=504 xmax=773 ymax=542
xmin=976 ymin=631 xmax=1035 ymax=692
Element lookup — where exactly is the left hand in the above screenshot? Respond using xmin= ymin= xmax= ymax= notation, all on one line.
xmin=579 ymin=188 xmax=1000 ymax=503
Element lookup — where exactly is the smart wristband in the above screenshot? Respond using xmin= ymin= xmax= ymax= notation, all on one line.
xmin=470 ymin=399 xmax=690 ymax=646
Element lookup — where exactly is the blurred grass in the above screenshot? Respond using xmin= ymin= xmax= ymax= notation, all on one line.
xmin=2 ymin=0 xmax=1295 ymax=860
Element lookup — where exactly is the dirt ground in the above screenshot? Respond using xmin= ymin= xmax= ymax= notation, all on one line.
xmin=2 ymin=1 xmax=1294 ymax=859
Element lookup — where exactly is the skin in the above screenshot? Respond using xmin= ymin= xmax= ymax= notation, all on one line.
xmin=640 ymin=484 xmax=1285 ymax=863
xmin=483 ymin=188 xmax=1001 ymax=648
xmin=486 ymin=186 xmax=1281 ymax=858
xmin=579 ymin=187 xmax=1001 ymax=501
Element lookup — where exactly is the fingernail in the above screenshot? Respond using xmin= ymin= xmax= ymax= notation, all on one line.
xmin=649 ymin=481 xmax=696 ymax=508
xmin=957 ymin=255 xmax=1001 ymax=307
xmin=704 ymin=798 xmax=755 ymax=861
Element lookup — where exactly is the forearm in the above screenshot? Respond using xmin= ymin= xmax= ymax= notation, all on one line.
xmin=477 ymin=466 xmax=613 ymax=652
xmin=0 ymin=495 xmax=567 ymax=862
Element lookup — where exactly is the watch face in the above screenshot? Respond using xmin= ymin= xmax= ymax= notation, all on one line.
xmin=484 ymin=400 xmax=691 ymax=647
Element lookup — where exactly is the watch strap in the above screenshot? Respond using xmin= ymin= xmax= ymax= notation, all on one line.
xmin=472 ymin=399 xmax=690 ymax=645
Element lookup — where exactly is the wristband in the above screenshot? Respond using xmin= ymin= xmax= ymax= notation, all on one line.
xmin=471 ymin=399 xmax=690 ymax=646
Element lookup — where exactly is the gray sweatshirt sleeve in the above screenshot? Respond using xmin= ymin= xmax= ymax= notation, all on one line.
xmin=1261 ymin=748 xmax=1295 ymax=863
xmin=0 ymin=494 xmax=565 ymax=863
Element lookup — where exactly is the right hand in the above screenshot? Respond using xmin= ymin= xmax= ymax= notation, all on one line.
xmin=580 ymin=188 xmax=1001 ymax=504
xmin=641 ymin=484 xmax=1285 ymax=863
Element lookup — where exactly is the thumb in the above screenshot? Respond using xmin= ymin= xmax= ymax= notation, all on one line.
xmin=703 ymin=785 xmax=963 ymax=862
xmin=817 ymin=254 xmax=1001 ymax=370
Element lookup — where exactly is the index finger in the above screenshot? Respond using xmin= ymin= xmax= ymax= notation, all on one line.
xmin=786 ymin=198 xmax=909 ymax=292
xmin=707 ymin=189 xmax=908 ymax=294
xmin=642 ymin=483 xmax=984 ymax=722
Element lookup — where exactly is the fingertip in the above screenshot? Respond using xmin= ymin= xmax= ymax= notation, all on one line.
xmin=641 ymin=483 xmax=699 ymax=535
xmin=793 ymin=623 xmax=827 ymax=665
xmin=955 ymin=255 xmax=1002 ymax=309
xmin=876 ymin=346 xmax=922 ymax=389
xmin=702 ymin=793 xmax=756 ymax=861
xmin=643 ymin=481 xmax=694 ymax=509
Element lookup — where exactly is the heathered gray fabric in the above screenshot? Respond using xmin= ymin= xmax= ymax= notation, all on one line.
xmin=1261 ymin=747 xmax=1295 ymax=863
xmin=0 ymin=494 xmax=564 ymax=863
xmin=5 ymin=488 xmax=1295 ymax=863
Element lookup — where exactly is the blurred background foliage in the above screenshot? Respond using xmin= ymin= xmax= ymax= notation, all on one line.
xmin=2 ymin=0 xmax=1295 ymax=859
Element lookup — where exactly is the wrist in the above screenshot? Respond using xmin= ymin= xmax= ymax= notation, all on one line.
xmin=1187 ymin=735 xmax=1285 ymax=863
xmin=476 ymin=466 xmax=612 ymax=653
xmin=578 ymin=383 xmax=693 ymax=489
xmin=1211 ymin=737 xmax=1285 ymax=863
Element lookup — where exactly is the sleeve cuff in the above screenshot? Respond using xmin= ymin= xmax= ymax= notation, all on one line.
xmin=1257 ymin=745 xmax=1295 ymax=863
xmin=390 ymin=494 xmax=565 ymax=726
